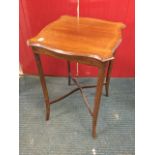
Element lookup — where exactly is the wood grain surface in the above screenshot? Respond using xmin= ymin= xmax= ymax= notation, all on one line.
xmin=28 ymin=15 xmax=125 ymax=62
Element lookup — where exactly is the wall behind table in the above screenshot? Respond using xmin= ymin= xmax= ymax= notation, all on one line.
xmin=19 ymin=0 xmax=135 ymax=77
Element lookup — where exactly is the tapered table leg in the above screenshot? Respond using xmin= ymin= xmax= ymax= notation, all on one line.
xmin=105 ymin=60 xmax=113 ymax=97
xmin=92 ymin=63 xmax=107 ymax=138
xmin=67 ymin=61 xmax=71 ymax=85
xmin=34 ymin=53 xmax=50 ymax=120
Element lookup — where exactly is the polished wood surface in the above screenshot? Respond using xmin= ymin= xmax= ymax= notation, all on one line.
xmin=28 ymin=15 xmax=125 ymax=62
xmin=93 ymin=63 xmax=107 ymax=138
xmin=34 ymin=53 xmax=50 ymax=120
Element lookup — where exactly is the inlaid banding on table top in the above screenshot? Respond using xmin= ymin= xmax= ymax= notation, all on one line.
xmin=28 ymin=15 xmax=125 ymax=62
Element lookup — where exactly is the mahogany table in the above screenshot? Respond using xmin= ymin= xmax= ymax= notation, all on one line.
xmin=28 ymin=15 xmax=125 ymax=138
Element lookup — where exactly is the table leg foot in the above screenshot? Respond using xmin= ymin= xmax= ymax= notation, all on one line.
xmin=45 ymin=104 xmax=50 ymax=121
xmin=33 ymin=52 xmax=51 ymax=121
xmin=92 ymin=63 xmax=107 ymax=138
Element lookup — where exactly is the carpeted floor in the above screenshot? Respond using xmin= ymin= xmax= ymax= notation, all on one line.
xmin=19 ymin=76 xmax=135 ymax=155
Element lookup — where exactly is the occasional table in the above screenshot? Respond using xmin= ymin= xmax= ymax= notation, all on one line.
xmin=28 ymin=15 xmax=125 ymax=138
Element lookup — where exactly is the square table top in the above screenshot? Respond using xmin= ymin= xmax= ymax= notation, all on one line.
xmin=28 ymin=15 xmax=125 ymax=62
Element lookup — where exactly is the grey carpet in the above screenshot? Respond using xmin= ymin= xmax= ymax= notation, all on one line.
xmin=19 ymin=76 xmax=135 ymax=155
